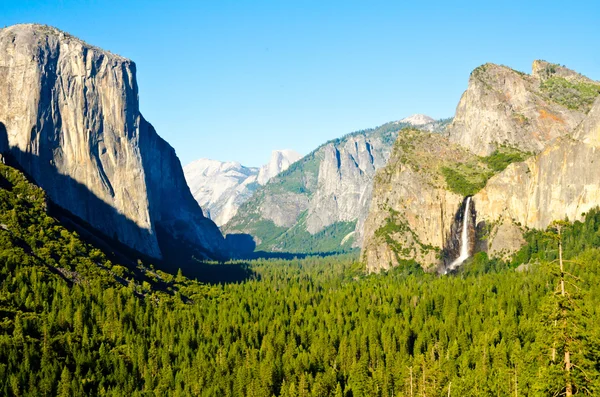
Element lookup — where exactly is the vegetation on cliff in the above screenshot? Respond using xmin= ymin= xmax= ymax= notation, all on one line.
xmin=441 ymin=146 xmax=528 ymax=196
xmin=541 ymin=76 xmax=600 ymax=112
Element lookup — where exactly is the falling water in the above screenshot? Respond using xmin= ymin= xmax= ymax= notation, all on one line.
xmin=447 ymin=197 xmax=472 ymax=272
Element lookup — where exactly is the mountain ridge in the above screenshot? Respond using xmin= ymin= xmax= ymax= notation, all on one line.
xmin=223 ymin=117 xmax=450 ymax=253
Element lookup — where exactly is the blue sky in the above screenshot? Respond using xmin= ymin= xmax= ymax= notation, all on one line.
xmin=2 ymin=0 xmax=599 ymax=167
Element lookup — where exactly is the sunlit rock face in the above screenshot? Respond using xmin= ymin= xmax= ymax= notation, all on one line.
xmin=362 ymin=61 xmax=600 ymax=272
xmin=0 ymin=24 xmax=227 ymax=259
xmin=445 ymin=61 xmax=590 ymax=156
xmin=475 ymin=96 xmax=600 ymax=257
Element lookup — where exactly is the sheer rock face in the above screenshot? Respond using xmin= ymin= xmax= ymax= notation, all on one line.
xmin=362 ymin=62 xmax=600 ymax=272
xmin=446 ymin=62 xmax=588 ymax=156
xmin=306 ymin=134 xmax=389 ymax=239
xmin=475 ymin=97 xmax=600 ymax=257
xmin=0 ymin=24 xmax=227 ymax=259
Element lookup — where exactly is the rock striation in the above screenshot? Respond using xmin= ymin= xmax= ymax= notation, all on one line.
xmin=184 ymin=150 xmax=301 ymax=226
xmin=0 ymin=24 xmax=227 ymax=259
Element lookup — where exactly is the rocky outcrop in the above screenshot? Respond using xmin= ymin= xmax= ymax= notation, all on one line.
xmin=445 ymin=61 xmax=594 ymax=156
xmin=0 ymin=24 xmax=227 ymax=259
xmin=361 ymin=129 xmax=479 ymax=272
xmin=361 ymin=61 xmax=600 ymax=272
xmin=532 ymin=60 xmax=598 ymax=84
xmin=475 ymin=96 xmax=600 ymax=256
xmin=184 ymin=150 xmax=300 ymax=226
xmin=305 ymin=133 xmax=389 ymax=237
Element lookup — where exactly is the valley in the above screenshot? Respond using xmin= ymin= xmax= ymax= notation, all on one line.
xmin=1 ymin=15 xmax=600 ymax=397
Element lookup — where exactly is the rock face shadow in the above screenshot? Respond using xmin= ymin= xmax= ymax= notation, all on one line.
xmin=5 ymin=144 xmax=159 ymax=257
xmin=0 ymin=123 xmax=253 ymax=284
xmin=439 ymin=196 xmax=477 ymax=273
xmin=0 ymin=122 xmax=8 ymax=157
xmin=225 ymin=233 xmax=257 ymax=255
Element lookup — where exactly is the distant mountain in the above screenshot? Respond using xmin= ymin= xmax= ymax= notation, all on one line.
xmin=257 ymin=149 xmax=302 ymax=185
xmin=184 ymin=150 xmax=301 ymax=226
xmin=398 ymin=114 xmax=436 ymax=125
xmin=223 ymin=117 xmax=450 ymax=254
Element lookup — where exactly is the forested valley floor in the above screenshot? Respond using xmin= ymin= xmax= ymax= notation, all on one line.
xmin=1 ymin=162 xmax=600 ymax=396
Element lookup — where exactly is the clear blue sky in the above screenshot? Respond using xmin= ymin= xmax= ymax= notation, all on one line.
xmin=2 ymin=1 xmax=599 ymax=167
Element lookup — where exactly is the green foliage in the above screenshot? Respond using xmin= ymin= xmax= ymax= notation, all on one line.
xmin=541 ymin=76 xmax=600 ymax=112
xmin=512 ymin=208 xmax=600 ymax=265
xmin=2 ymin=162 xmax=600 ymax=395
xmin=374 ymin=208 xmax=438 ymax=262
xmin=442 ymin=146 xmax=528 ymax=196
xmin=269 ymin=216 xmax=357 ymax=253
xmin=456 ymin=251 xmax=511 ymax=276
xmin=268 ymin=151 xmax=321 ymax=195
xmin=247 ymin=219 xmax=288 ymax=250
xmin=482 ymin=147 xmax=526 ymax=172
xmin=441 ymin=165 xmax=490 ymax=196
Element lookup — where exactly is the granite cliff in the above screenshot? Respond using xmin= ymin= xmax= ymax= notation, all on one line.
xmin=445 ymin=61 xmax=594 ymax=156
xmin=362 ymin=61 xmax=600 ymax=272
xmin=361 ymin=128 xmax=496 ymax=272
xmin=475 ymin=96 xmax=600 ymax=258
xmin=0 ymin=24 xmax=227 ymax=260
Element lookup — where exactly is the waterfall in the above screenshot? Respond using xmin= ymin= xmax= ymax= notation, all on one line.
xmin=447 ymin=197 xmax=472 ymax=272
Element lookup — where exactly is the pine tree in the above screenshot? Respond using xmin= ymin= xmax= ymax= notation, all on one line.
xmin=58 ymin=366 xmax=71 ymax=397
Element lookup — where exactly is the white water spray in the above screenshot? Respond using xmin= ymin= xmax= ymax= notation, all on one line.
xmin=447 ymin=197 xmax=472 ymax=272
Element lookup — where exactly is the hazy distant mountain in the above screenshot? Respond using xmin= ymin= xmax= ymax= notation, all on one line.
xmin=257 ymin=149 xmax=302 ymax=185
xmin=398 ymin=114 xmax=436 ymax=125
xmin=184 ymin=150 xmax=301 ymax=226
